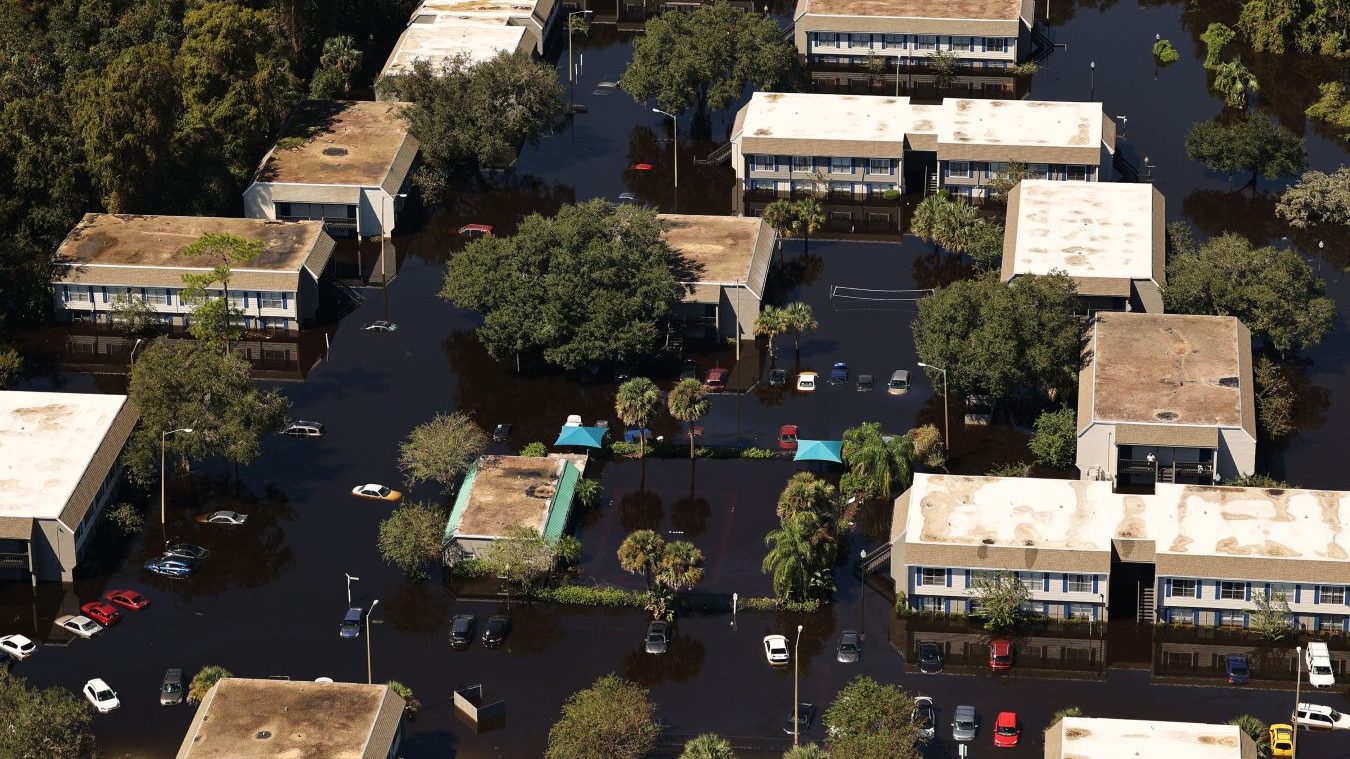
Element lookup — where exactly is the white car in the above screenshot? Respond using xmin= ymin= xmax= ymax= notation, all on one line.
xmin=1294 ymin=702 xmax=1350 ymax=730
xmin=764 ymin=634 xmax=790 ymax=666
xmin=1305 ymin=642 xmax=1336 ymax=688
xmin=351 ymin=483 xmax=402 ymax=502
xmin=796 ymin=371 xmax=818 ymax=392
xmin=0 ymin=634 xmax=36 ymax=660
xmin=83 ymin=678 xmax=120 ymax=713
xmin=56 ymin=615 xmax=103 ymax=639
xmin=197 ymin=510 xmax=248 ymax=525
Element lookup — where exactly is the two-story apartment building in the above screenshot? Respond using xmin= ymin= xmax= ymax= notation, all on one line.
xmin=52 ymin=214 xmax=335 ymax=333
xmin=1077 ymin=312 xmax=1256 ymax=488
xmin=729 ymin=92 xmax=1116 ymax=213
xmin=889 ymin=474 xmax=1350 ymax=634
xmin=378 ymin=0 xmax=561 ymax=85
xmin=243 ymin=100 xmax=419 ymax=239
xmin=793 ymin=0 xmax=1035 ymax=71
xmin=1001 ymin=180 xmax=1166 ymax=313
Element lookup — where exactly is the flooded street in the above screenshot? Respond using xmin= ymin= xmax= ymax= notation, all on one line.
xmin=4 ymin=0 xmax=1350 ymax=756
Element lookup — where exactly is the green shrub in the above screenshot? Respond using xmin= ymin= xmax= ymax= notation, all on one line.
xmin=276 ymin=136 xmax=307 ymax=150
xmin=1013 ymin=61 xmax=1039 ymax=76
xmin=610 ymin=441 xmax=642 ymax=456
xmin=740 ymin=447 xmax=774 ymax=459
xmin=895 ymin=590 xmax=911 ymax=616
xmin=387 ymin=680 xmax=421 ymax=718
xmin=556 ymin=535 xmax=583 ymax=565
xmin=520 ymin=442 xmax=548 ymax=457
xmin=881 ymin=189 xmax=902 ymax=201
xmin=104 ymin=502 xmax=144 ymax=535
xmin=449 ymin=558 xmax=491 ymax=578
xmin=574 ymin=478 xmax=602 ymax=508
xmin=535 ymin=585 xmax=647 ymax=607
xmin=1153 ymin=38 xmax=1180 ymax=64
xmin=739 ymin=596 xmax=822 ymax=613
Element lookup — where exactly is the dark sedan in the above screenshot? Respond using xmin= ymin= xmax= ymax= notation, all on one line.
xmin=917 ymin=641 xmax=944 ymax=673
xmin=450 ymin=614 xmax=476 ymax=650
xmin=482 ymin=616 xmax=511 ymax=648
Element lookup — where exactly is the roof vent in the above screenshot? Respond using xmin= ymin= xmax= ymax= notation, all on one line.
xmin=256 ymin=731 xmax=272 ymax=740
xmin=1154 ymin=411 xmax=1179 ymax=421
xmin=1217 ymin=376 xmax=1239 ymax=388
xmin=981 ymin=538 xmax=996 ymax=545
xmin=322 ymin=147 xmax=348 ymax=157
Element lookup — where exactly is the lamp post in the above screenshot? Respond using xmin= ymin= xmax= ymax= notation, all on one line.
xmin=567 ymin=10 xmax=592 ymax=113
xmin=895 ymin=56 xmax=901 ymax=97
xmin=916 ymin=362 xmax=949 ymax=455
xmin=1293 ymin=645 xmax=1302 ymax=756
xmin=793 ymin=623 xmax=804 ymax=747
xmin=1089 ymin=61 xmax=1096 ymax=99
xmin=366 ymin=599 xmax=380 ymax=684
xmin=129 ymin=337 xmax=144 ymax=366
xmin=345 ymin=573 xmax=359 ymax=607
xmin=160 ymin=428 xmax=194 ymax=526
xmin=652 ymin=108 xmax=678 ymax=189
xmin=1154 ymin=34 xmax=1160 ymax=78
xmin=732 ymin=592 xmax=738 ymax=628
xmin=858 ymin=548 xmax=867 ymax=642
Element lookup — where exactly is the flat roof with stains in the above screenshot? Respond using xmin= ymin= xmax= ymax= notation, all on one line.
xmin=381 ymin=0 xmax=537 ymax=75
xmin=661 ymin=214 xmax=768 ymax=284
xmin=54 ymin=214 xmax=325 ymax=273
xmin=1049 ymin=717 xmax=1247 ymax=759
xmin=455 ymin=454 xmax=587 ymax=538
xmin=739 ymin=92 xmax=911 ymax=145
xmin=176 ymin=678 xmax=403 ymax=759
xmin=0 ymin=391 xmax=129 ymax=522
xmin=1154 ymin=483 xmax=1350 ymax=565
xmin=1003 ymin=180 xmax=1163 ymax=282
xmin=803 ymin=0 xmax=1021 ymax=20
xmin=1086 ymin=312 xmax=1249 ymax=429
xmin=254 ymin=101 xmax=414 ymax=186
xmin=937 ymin=98 xmax=1102 ymax=151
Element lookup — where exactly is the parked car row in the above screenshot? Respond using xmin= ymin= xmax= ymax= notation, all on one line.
xmin=448 ymin=614 xmax=511 ymax=650
xmin=145 ymin=541 xmax=209 ymax=578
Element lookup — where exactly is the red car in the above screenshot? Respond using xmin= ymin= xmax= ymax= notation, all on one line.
xmin=703 ymin=368 xmax=728 ymax=392
xmin=457 ymin=223 xmax=494 ymax=238
xmin=628 ymin=162 xmax=654 ymax=171
xmin=993 ymin=711 xmax=1020 ymax=748
xmin=104 ymin=589 xmax=151 ymax=611
xmin=989 ymin=639 xmax=1013 ymax=670
xmin=81 ymin=601 xmax=122 ymax=626
xmin=778 ymin=424 xmax=798 ymax=451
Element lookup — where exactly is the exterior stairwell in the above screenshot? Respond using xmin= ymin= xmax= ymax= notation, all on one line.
xmin=1139 ymin=587 xmax=1156 ymax=624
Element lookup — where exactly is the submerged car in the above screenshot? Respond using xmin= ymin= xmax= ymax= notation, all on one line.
xmin=83 ymin=678 xmax=120 ymax=713
xmin=835 ymin=630 xmax=861 ymax=663
xmin=913 ymin=696 xmax=936 ymax=741
xmin=450 ymin=614 xmax=476 ymax=650
xmin=340 ymin=608 xmax=364 ymax=639
xmin=829 ymin=362 xmax=849 ymax=384
xmin=887 ymin=369 xmax=910 ymax=395
xmin=917 ymin=641 xmax=944 ymax=673
xmin=281 ymin=420 xmax=325 ymax=438
xmin=857 ymin=374 xmax=874 ymax=391
xmin=160 ymin=668 xmax=184 ymax=706
xmin=645 ymin=621 xmax=671 ymax=655
xmin=457 ymin=223 xmax=494 ymax=238
xmin=1306 ymin=642 xmax=1336 ymax=688
xmin=482 ymin=616 xmax=511 ymax=649
xmin=81 ymin=602 xmax=121 ymax=627
xmin=989 ymin=639 xmax=1013 ymax=671
xmin=778 ymin=424 xmax=799 ymax=451
xmin=0 ymin=634 xmax=37 ymax=660
xmin=767 ymin=368 xmax=787 ymax=386
xmin=1269 ymin=723 xmax=1294 ymax=757
xmin=782 ymin=702 xmax=817 ymax=735
xmin=703 ymin=368 xmax=728 ymax=393
xmin=1294 ymin=702 xmax=1350 ymax=730
xmin=145 ymin=556 xmax=196 ymax=578
xmin=362 ymin=320 xmax=398 ymax=333
xmin=352 ymin=484 xmax=402 ymax=502
xmin=993 ymin=711 xmax=1020 ymax=748
xmin=763 ymin=634 xmax=790 ymax=666
xmin=56 ymin=615 xmax=103 ymax=639
xmin=796 ymin=371 xmax=818 ymax=392
xmin=197 ymin=510 xmax=248 ymax=525
xmin=952 ymin=704 xmax=978 ymax=741
xmin=104 ymin=589 xmax=151 ymax=611
xmin=163 ymin=543 xmax=209 ymax=561
xmin=1225 ymin=653 xmax=1251 ymax=685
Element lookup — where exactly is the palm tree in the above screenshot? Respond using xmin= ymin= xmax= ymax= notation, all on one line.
xmin=319 ymin=35 xmax=363 ymax=95
xmin=792 ymin=197 xmax=824 ymax=255
xmin=656 ymin=540 xmax=705 ymax=592
xmin=754 ymin=305 xmax=788 ymax=359
xmin=777 ymin=472 xmax=836 ymax=521
xmin=679 ymin=733 xmax=735 ymax=759
xmin=762 ymin=511 xmax=826 ymax=602
xmin=1213 ymin=59 xmax=1259 ymax=109
xmin=667 ymin=378 xmax=709 ymax=459
xmin=1229 ymin=714 xmax=1269 ymax=758
xmin=615 ymin=377 xmax=660 ymax=458
xmin=781 ymin=301 xmax=818 ymax=361
xmin=783 ymin=744 xmax=829 ymax=759
xmin=910 ymin=191 xmax=978 ymax=253
xmin=840 ymin=422 xmax=915 ymax=503
xmin=617 ymin=529 xmax=666 ymax=587
xmin=761 ymin=199 xmax=796 ymax=263
xmin=1050 ymin=706 xmax=1085 ymax=726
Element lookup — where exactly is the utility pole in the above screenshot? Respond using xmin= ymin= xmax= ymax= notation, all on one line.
xmin=345 ymin=573 xmax=359 ymax=607
xmin=1293 ymin=645 xmax=1302 ymax=756
xmin=160 ymin=428 xmax=194 ymax=526
xmin=366 ymin=599 xmax=380 ymax=685
xmin=793 ymin=624 xmax=804 ymax=747
xmin=652 ymin=108 xmax=678 ymax=189
xmin=567 ymin=11 xmax=592 ymax=113
xmin=917 ymin=362 xmax=949 ymax=455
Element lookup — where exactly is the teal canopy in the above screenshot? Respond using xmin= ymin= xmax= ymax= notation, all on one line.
xmin=554 ymin=426 xmax=607 ymax=448
xmin=793 ymin=439 xmax=843 ymax=464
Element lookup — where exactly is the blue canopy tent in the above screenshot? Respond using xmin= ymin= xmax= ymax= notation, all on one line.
xmin=793 ymin=439 xmax=843 ymax=464
xmin=554 ymin=425 xmax=608 ymax=449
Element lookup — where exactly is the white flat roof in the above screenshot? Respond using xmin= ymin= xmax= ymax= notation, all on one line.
xmin=938 ymin=98 xmax=1103 ymax=150
xmin=0 ymin=391 xmax=128 ymax=522
xmin=739 ymin=92 xmax=911 ymax=143
xmin=1054 ymin=717 xmax=1245 ymax=759
xmin=1007 ymin=180 xmax=1159 ymax=280
xmin=1155 ymin=483 xmax=1350 ymax=564
xmin=382 ymin=0 xmax=535 ymax=74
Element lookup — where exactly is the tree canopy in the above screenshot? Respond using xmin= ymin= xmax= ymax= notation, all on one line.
xmin=615 ymin=377 xmax=661 ymax=457
xmin=823 ymin=676 xmax=921 ymax=759
xmin=545 ymin=674 xmax=661 ymax=759
xmin=620 ymin=0 xmax=799 ymax=115
xmin=1238 ymin=0 xmax=1347 ymax=57
xmin=0 ymin=671 xmax=95 ymax=758
xmin=912 ymin=273 xmax=1084 ymax=401
xmin=377 ymin=501 xmax=447 ymax=581
xmin=968 ymin=569 xmax=1031 ymax=632
xmin=668 ymin=379 xmax=710 ymax=458
xmin=1276 ymin=167 xmax=1350 ymax=228
xmin=1305 ymin=82 xmax=1350 ymax=140
xmin=397 ymin=412 xmax=488 ymax=491
xmin=840 ymin=423 xmax=914 ymax=503
xmin=1028 ymin=407 xmax=1077 ymax=469
xmin=125 ymin=337 xmax=290 ymax=483
xmin=1162 ymin=229 xmax=1336 ymax=355
xmin=1183 ymin=113 xmax=1307 ymax=187
xmin=909 ymin=190 xmax=1004 ymax=269
xmin=441 ymin=200 xmax=686 ymax=369
xmin=379 ymin=51 xmax=564 ymax=202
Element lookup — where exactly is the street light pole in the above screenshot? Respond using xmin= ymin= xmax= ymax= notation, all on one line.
xmin=366 ymin=599 xmax=380 ymax=685
xmin=858 ymin=548 xmax=867 ymax=642
xmin=652 ymin=108 xmax=678 ymax=189
xmin=345 ymin=573 xmax=359 ymax=607
xmin=1294 ymin=645 xmax=1302 ymax=756
xmin=731 ymin=592 xmax=738 ymax=629
xmin=567 ymin=10 xmax=591 ymax=114
xmin=160 ymin=428 xmax=194 ymax=526
xmin=1089 ymin=61 xmax=1096 ymax=99
xmin=793 ymin=624 xmax=804 ymax=747
xmin=916 ymin=362 xmax=949 ymax=455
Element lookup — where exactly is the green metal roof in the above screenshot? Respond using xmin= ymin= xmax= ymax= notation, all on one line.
xmin=542 ymin=461 xmax=580 ymax=542
xmin=442 ymin=463 xmax=479 ymax=543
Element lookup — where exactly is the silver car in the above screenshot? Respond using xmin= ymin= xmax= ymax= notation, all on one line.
xmin=835 ymin=631 xmax=861 ymax=663
xmin=952 ymin=704 xmax=978 ymax=741
xmin=160 ymin=668 xmax=184 ymax=706
xmin=645 ymin=621 xmax=670 ymax=655
xmin=913 ymin=696 xmax=936 ymax=741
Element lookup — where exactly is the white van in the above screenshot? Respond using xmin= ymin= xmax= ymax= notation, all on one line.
xmin=1305 ymin=641 xmax=1336 ymax=688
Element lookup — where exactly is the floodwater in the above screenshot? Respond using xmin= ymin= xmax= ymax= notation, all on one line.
xmin=4 ymin=0 xmax=1350 ymax=756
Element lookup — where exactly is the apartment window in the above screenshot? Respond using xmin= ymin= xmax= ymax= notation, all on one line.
xmin=180 ymin=290 xmax=205 ymax=306
xmin=259 ymin=292 xmax=285 ymax=310
xmin=848 ymin=34 xmax=870 ymax=49
xmin=917 ymin=35 xmax=936 ymax=51
xmin=144 ymin=288 xmax=169 ymax=306
xmin=950 ymin=36 xmax=972 ymax=52
xmin=753 ymin=155 xmax=775 ymax=172
xmin=1321 ymin=586 xmax=1347 ymax=605
xmin=830 ymin=157 xmax=853 ymax=174
xmin=1067 ymin=604 xmax=1093 ymax=621
xmin=918 ymin=567 xmax=946 ymax=586
xmin=918 ymin=596 xmax=943 ymax=612
xmin=1170 ymin=579 xmax=1198 ymax=598
xmin=1017 ymin=572 xmax=1039 ymax=591
xmin=969 ymin=569 xmax=997 ymax=586
xmin=792 ymin=156 xmax=811 ymax=172
xmin=817 ymin=32 xmax=838 ymax=47
xmin=884 ymin=34 xmax=904 ymax=49
xmin=984 ymin=37 xmax=1008 ymax=53
xmin=947 ymin=161 xmax=970 ymax=178
xmin=65 ymin=287 xmax=91 ymax=303
xmin=276 ymin=202 xmax=292 ymax=217
xmin=1067 ymin=574 xmax=1092 ymax=593
xmin=867 ymin=158 xmax=892 ymax=175
xmin=1067 ymin=165 xmax=1088 ymax=181
xmin=1217 ymin=610 xmax=1245 ymax=628
xmin=1219 ymin=581 xmax=1247 ymax=600
xmin=1320 ymin=615 xmax=1345 ymax=632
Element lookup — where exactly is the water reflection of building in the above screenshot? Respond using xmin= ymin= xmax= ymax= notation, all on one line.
xmin=742 ymin=196 xmax=905 ymax=236
xmin=57 ymin=329 xmax=327 ymax=382
xmin=1153 ymin=629 xmax=1350 ymax=685
xmin=1077 ymin=312 xmax=1255 ymax=487
xmin=894 ymin=615 xmax=1107 ymax=679
xmin=808 ymin=68 xmax=1025 ymax=99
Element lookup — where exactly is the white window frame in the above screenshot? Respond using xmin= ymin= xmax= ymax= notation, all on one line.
xmin=1067 ymin=604 xmax=1094 ymax=621
xmin=918 ymin=596 xmax=943 ymax=612
xmin=144 ymin=288 xmax=170 ymax=306
xmin=918 ymin=567 xmax=946 ymax=586
xmin=917 ymin=35 xmax=936 ymax=51
xmin=1321 ymin=586 xmax=1346 ymax=605
xmin=1170 ymin=579 xmax=1198 ymax=598
xmin=791 ymin=156 xmax=811 ymax=172
xmin=753 ymin=155 xmax=775 ymax=172
xmin=1067 ymin=574 xmax=1092 ymax=593
xmin=1219 ymin=581 xmax=1246 ymax=600
xmin=1217 ymin=610 xmax=1245 ymax=628
xmin=950 ymin=36 xmax=972 ymax=52
xmin=947 ymin=161 xmax=971 ymax=178
xmin=1319 ymin=615 xmax=1344 ymax=632
xmin=830 ymin=157 xmax=853 ymax=174
xmin=259 ymin=292 xmax=285 ymax=310
xmin=884 ymin=34 xmax=904 ymax=49
xmin=1066 ymin=165 xmax=1088 ymax=181
xmin=867 ymin=158 xmax=892 ymax=175
xmin=984 ymin=37 xmax=1008 ymax=53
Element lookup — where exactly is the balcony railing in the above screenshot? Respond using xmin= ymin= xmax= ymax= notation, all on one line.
xmin=1118 ymin=459 xmax=1214 ymax=481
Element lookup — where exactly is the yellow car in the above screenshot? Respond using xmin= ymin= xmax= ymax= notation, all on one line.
xmin=1269 ymin=723 xmax=1294 ymax=757
xmin=351 ymin=484 xmax=402 ymax=502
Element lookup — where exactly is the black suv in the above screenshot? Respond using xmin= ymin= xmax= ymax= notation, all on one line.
xmin=917 ymin=641 xmax=944 ymax=673
xmin=450 ymin=614 xmax=476 ymax=650
xmin=482 ymin=616 xmax=511 ymax=648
